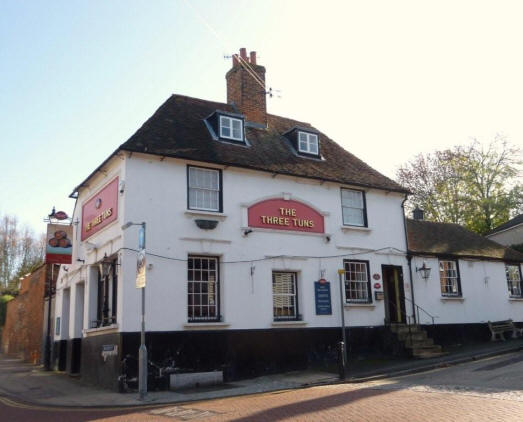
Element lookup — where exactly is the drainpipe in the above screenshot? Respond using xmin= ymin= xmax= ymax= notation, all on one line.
xmin=401 ymin=195 xmax=416 ymax=324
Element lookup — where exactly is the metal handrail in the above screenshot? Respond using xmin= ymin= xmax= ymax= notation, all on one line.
xmin=404 ymin=297 xmax=438 ymax=325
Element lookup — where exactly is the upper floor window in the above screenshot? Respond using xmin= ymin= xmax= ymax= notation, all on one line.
xmin=220 ymin=116 xmax=243 ymax=141
xmin=341 ymin=188 xmax=367 ymax=227
xmin=344 ymin=260 xmax=371 ymax=303
xmin=298 ymin=131 xmax=319 ymax=155
xmin=187 ymin=166 xmax=222 ymax=212
xmin=439 ymin=260 xmax=461 ymax=296
xmin=506 ymin=264 xmax=522 ymax=297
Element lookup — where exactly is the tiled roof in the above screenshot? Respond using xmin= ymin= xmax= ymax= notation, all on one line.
xmin=118 ymin=94 xmax=408 ymax=193
xmin=486 ymin=214 xmax=523 ymax=236
xmin=406 ymin=219 xmax=523 ymax=262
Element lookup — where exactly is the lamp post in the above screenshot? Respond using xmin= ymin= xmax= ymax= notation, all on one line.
xmin=122 ymin=221 xmax=147 ymax=400
xmin=337 ymin=269 xmax=348 ymax=379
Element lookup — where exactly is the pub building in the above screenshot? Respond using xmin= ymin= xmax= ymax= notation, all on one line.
xmin=53 ymin=49 xmax=523 ymax=389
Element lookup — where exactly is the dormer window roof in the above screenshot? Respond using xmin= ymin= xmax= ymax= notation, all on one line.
xmin=220 ymin=115 xmax=243 ymax=141
xmin=283 ymin=127 xmax=321 ymax=158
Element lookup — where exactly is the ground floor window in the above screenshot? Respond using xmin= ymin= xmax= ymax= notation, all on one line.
xmin=91 ymin=257 xmax=118 ymax=328
xmin=344 ymin=260 xmax=371 ymax=303
xmin=506 ymin=264 xmax=522 ymax=297
xmin=188 ymin=256 xmax=219 ymax=322
xmin=439 ymin=260 xmax=461 ymax=296
xmin=272 ymin=272 xmax=300 ymax=321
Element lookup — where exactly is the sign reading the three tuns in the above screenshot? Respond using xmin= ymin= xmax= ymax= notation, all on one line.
xmin=81 ymin=177 xmax=119 ymax=241
xmin=247 ymin=199 xmax=325 ymax=233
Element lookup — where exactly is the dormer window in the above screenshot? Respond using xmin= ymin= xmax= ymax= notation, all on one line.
xmin=298 ymin=132 xmax=319 ymax=155
xmin=220 ymin=116 xmax=243 ymax=141
xmin=283 ymin=127 xmax=321 ymax=158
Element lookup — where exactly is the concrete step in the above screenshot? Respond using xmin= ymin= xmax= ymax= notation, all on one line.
xmin=397 ymin=330 xmax=428 ymax=341
xmin=412 ymin=349 xmax=448 ymax=359
xmin=389 ymin=324 xmax=422 ymax=334
xmin=404 ymin=338 xmax=434 ymax=348
xmin=411 ymin=344 xmax=443 ymax=358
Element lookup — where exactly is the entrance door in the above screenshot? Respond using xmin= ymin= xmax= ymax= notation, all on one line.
xmin=382 ymin=265 xmax=406 ymax=324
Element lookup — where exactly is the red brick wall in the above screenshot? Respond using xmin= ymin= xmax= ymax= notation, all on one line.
xmin=1 ymin=265 xmax=46 ymax=364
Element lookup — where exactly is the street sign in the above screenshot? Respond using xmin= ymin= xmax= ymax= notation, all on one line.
xmin=136 ymin=249 xmax=146 ymax=288
xmin=138 ymin=225 xmax=146 ymax=249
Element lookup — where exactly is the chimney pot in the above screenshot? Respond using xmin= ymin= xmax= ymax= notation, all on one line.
xmin=226 ymin=48 xmax=267 ymax=126
xmin=412 ymin=207 xmax=424 ymax=221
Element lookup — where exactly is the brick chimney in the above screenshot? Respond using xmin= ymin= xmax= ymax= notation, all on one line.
xmin=226 ymin=48 xmax=267 ymax=126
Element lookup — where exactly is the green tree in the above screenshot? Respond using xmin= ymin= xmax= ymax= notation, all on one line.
xmin=397 ymin=136 xmax=522 ymax=235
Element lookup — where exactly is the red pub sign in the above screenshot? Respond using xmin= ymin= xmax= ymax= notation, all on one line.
xmin=81 ymin=177 xmax=119 ymax=241
xmin=248 ymin=199 xmax=324 ymax=233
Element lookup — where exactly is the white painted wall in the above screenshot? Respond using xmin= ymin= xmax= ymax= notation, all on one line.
xmin=411 ymin=256 xmax=523 ymax=324
xmin=53 ymin=151 xmax=523 ymax=341
xmin=119 ymin=154 xmax=411 ymax=332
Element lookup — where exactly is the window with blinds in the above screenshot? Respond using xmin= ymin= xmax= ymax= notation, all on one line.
xmin=272 ymin=272 xmax=299 ymax=321
xmin=187 ymin=166 xmax=221 ymax=212
xmin=341 ymin=188 xmax=366 ymax=227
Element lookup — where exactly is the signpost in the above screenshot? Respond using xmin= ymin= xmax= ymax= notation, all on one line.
xmin=337 ymin=269 xmax=348 ymax=379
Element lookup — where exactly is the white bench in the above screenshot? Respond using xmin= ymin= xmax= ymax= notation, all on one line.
xmin=488 ymin=319 xmax=523 ymax=341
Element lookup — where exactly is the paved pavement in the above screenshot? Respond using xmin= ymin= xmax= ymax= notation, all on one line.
xmin=3 ymin=351 xmax=523 ymax=421
xmin=1 ymin=339 xmax=523 ymax=421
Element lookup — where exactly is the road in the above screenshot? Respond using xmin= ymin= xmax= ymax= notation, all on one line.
xmin=2 ymin=351 xmax=523 ymax=421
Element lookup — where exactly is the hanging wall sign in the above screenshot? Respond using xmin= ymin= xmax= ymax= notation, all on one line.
xmin=45 ymin=224 xmax=73 ymax=264
xmin=314 ymin=281 xmax=332 ymax=315
xmin=81 ymin=177 xmax=119 ymax=241
xmin=248 ymin=199 xmax=324 ymax=233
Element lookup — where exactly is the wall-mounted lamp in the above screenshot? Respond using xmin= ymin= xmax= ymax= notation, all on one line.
xmin=325 ymin=235 xmax=331 ymax=243
xmin=416 ymin=262 xmax=431 ymax=281
xmin=243 ymin=229 xmax=253 ymax=236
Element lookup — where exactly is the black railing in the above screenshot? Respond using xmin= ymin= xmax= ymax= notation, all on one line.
xmin=274 ymin=313 xmax=303 ymax=322
xmin=187 ymin=314 xmax=223 ymax=323
xmin=404 ymin=297 xmax=437 ymax=325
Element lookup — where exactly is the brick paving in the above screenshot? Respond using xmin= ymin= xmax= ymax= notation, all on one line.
xmin=86 ymin=381 xmax=523 ymax=422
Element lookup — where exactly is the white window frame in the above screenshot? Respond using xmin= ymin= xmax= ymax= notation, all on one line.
xmin=187 ymin=256 xmax=220 ymax=322
xmin=219 ymin=115 xmax=243 ymax=141
xmin=187 ymin=166 xmax=221 ymax=212
xmin=344 ymin=260 xmax=371 ymax=303
xmin=439 ymin=260 xmax=461 ymax=296
xmin=506 ymin=264 xmax=522 ymax=298
xmin=298 ymin=131 xmax=319 ymax=155
xmin=341 ymin=188 xmax=366 ymax=227
xmin=272 ymin=272 xmax=300 ymax=321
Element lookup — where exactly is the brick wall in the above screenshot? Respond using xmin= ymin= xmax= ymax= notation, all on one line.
xmin=1 ymin=264 xmax=47 ymax=364
xmin=226 ymin=48 xmax=267 ymax=126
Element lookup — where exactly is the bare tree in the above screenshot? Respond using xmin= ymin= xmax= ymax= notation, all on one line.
xmin=0 ymin=215 xmax=45 ymax=289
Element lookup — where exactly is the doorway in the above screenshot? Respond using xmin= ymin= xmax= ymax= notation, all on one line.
xmin=382 ymin=265 xmax=406 ymax=324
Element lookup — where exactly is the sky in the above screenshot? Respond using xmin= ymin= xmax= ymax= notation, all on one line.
xmin=1 ymin=0 xmax=522 ymax=236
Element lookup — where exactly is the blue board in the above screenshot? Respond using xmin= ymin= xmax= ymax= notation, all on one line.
xmin=314 ymin=281 xmax=332 ymax=315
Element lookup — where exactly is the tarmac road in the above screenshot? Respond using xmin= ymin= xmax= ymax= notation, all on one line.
xmin=2 ymin=351 xmax=523 ymax=421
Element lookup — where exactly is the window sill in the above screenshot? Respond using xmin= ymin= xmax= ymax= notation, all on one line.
xmin=344 ymin=303 xmax=375 ymax=308
xmin=272 ymin=321 xmax=307 ymax=327
xmin=183 ymin=322 xmax=230 ymax=330
xmin=509 ymin=297 xmax=523 ymax=302
xmin=340 ymin=225 xmax=371 ymax=233
xmin=84 ymin=324 xmax=119 ymax=337
xmin=440 ymin=296 xmax=465 ymax=302
xmin=184 ymin=210 xmax=227 ymax=220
